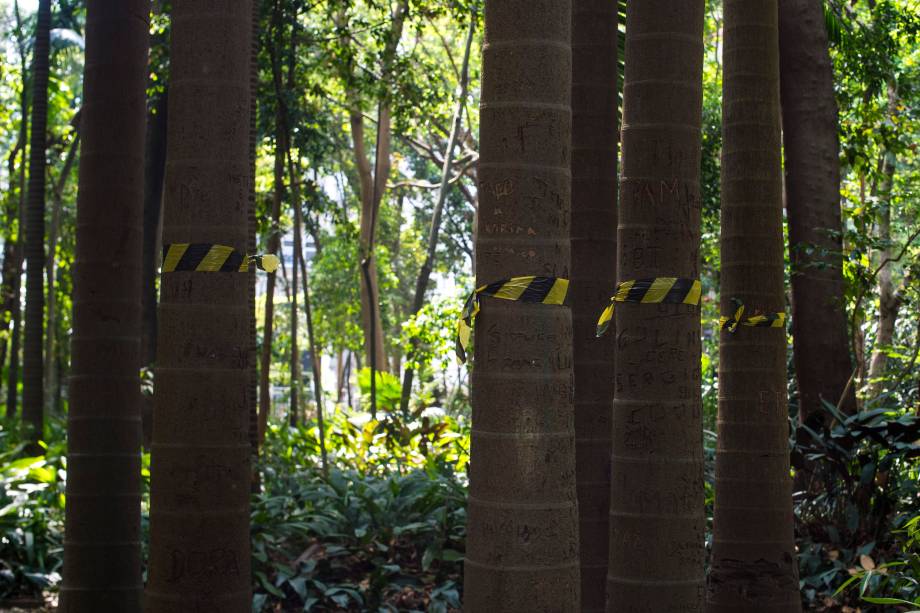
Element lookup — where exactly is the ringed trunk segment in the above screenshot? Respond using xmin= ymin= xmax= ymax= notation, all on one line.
xmin=145 ymin=2 xmax=254 ymax=611
xmin=571 ymin=0 xmax=618 ymax=610
xmin=607 ymin=1 xmax=707 ymax=611
xmin=707 ymin=0 xmax=802 ymax=611
xmin=463 ymin=0 xmax=580 ymax=610
xmin=61 ymin=0 xmax=149 ymax=610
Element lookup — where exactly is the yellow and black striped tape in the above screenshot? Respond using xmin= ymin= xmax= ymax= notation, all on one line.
xmin=162 ymin=243 xmax=280 ymax=273
xmin=719 ymin=298 xmax=785 ymax=332
xmin=596 ymin=277 xmax=702 ymax=337
xmin=456 ymin=276 xmax=569 ymax=363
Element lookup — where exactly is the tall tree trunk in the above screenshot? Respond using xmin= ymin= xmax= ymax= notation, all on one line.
xmin=463 ymin=1 xmax=579 ymax=610
xmin=866 ymin=84 xmax=900 ymax=399
xmin=607 ymin=1 xmax=706 ymax=610
xmin=145 ymin=2 xmax=253 ymax=610
xmin=141 ymin=91 xmax=168 ymax=368
xmin=0 ymin=142 xmax=24 ymax=405
xmin=44 ymin=131 xmax=80 ymax=413
xmin=353 ymin=108 xmax=389 ymax=374
xmin=778 ymin=0 xmax=855 ymax=422
xmin=398 ymin=15 xmax=476 ymax=417
xmin=5 ymin=0 xmax=30 ymax=419
xmin=707 ymin=1 xmax=801 ymax=610
xmin=259 ymin=3 xmax=288 ymax=442
xmin=865 ymin=161 xmax=900 ymax=398
xmin=288 ymin=151 xmax=300 ymax=427
xmin=570 ymin=1 xmax=618 ymax=610
xmin=337 ymin=1 xmax=408 ymax=374
xmin=22 ymin=0 xmax=52 ymax=445
xmin=60 ymin=0 xmax=148 ymax=609
xmin=296 ymin=213 xmax=328 ymax=473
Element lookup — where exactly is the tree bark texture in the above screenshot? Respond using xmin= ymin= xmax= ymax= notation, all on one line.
xmin=607 ymin=2 xmax=706 ymax=611
xmin=707 ymin=1 xmax=801 ymax=611
xmin=570 ymin=1 xmax=618 ymax=610
xmin=60 ymin=0 xmax=148 ymax=610
xmin=463 ymin=1 xmax=580 ymax=610
xmin=778 ymin=0 xmax=855 ymax=421
xmin=22 ymin=0 xmax=52 ymax=444
xmin=145 ymin=2 xmax=253 ymax=610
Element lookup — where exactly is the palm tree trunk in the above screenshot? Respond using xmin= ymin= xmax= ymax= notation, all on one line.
xmin=707 ymin=1 xmax=801 ymax=610
xmin=779 ymin=0 xmax=856 ymax=422
xmin=463 ymin=1 xmax=579 ymax=610
xmin=607 ymin=1 xmax=706 ymax=610
xmin=22 ymin=0 xmax=52 ymax=445
xmin=60 ymin=0 xmax=148 ymax=609
xmin=145 ymin=2 xmax=254 ymax=610
xmin=570 ymin=2 xmax=618 ymax=609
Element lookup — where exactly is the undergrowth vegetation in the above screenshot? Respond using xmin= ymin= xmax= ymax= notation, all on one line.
xmin=1 ymin=394 xmax=918 ymax=612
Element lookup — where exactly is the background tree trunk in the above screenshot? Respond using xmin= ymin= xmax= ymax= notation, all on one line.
xmin=5 ymin=0 xmax=32 ymax=418
xmin=398 ymin=15 xmax=475 ymax=417
xmin=607 ymin=1 xmax=706 ymax=610
xmin=22 ymin=0 xmax=52 ymax=445
xmin=866 ymin=84 xmax=899 ymax=400
xmin=259 ymin=2 xmax=288 ymax=441
xmin=296 ymin=213 xmax=327 ymax=473
xmin=141 ymin=91 xmax=168 ymax=368
xmin=337 ymin=1 xmax=409 ymax=373
xmin=44 ymin=131 xmax=80 ymax=412
xmin=779 ymin=0 xmax=856 ymax=422
xmin=145 ymin=2 xmax=253 ymax=610
xmin=707 ymin=1 xmax=801 ymax=610
xmin=570 ymin=1 xmax=618 ymax=610
xmin=60 ymin=0 xmax=148 ymax=609
xmin=463 ymin=1 xmax=580 ymax=610
xmin=288 ymin=150 xmax=300 ymax=427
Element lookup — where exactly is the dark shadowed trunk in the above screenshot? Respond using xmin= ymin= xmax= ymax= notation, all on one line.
xmin=145 ymin=1 xmax=253 ymax=610
xmin=779 ymin=0 xmax=855 ymax=422
xmin=570 ymin=1 xmax=618 ymax=610
xmin=707 ymin=1 xmax=801 ymax=610
xmin=463 ymin=1 xmax=580 ymax=610
xmin=60 ymin=0 xmax=148 ymax=609
xmin=22 ymin=0 xmax=52 ymax=445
